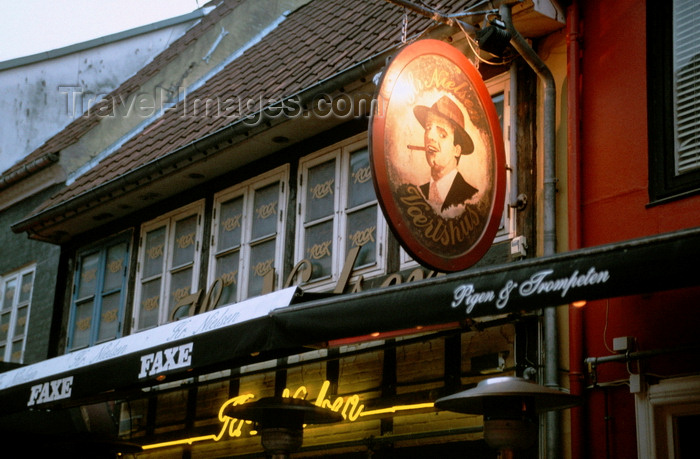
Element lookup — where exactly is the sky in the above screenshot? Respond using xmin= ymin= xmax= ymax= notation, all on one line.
xmin=0 ymin=0 xmax=204 ymax=62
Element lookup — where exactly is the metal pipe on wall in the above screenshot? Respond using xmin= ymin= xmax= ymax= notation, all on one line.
xmin=566 ymin=2 xmax=585 ymax=459
xmin=499 ymin=3 xmax=560 ymax=459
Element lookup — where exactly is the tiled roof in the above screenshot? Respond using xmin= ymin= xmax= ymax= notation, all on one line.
xmin=25 ymin=0 xmax=474 ymax=217
xmin=1 ymin=0 xmax=242 ymax=180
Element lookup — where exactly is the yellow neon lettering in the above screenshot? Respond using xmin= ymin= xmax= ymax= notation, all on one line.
xmin=143 ymin=382 xmax=439 ymax=451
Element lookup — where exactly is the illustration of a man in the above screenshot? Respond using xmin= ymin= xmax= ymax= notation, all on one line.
xmin=413 ymin=95 xmax=478 ymax=215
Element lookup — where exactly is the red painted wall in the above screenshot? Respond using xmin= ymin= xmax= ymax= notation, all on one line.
xmin=577 ymin=0 xmax=700 ymax=457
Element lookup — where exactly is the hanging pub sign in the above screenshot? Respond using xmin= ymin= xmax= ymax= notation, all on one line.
xmin=370 ymin=39 xmax=506 ymax=272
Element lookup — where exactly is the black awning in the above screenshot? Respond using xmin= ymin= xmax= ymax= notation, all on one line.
xmin=1 ymin=227 xmax=699 ymax=420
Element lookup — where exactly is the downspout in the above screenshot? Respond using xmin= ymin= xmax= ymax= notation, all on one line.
xmin=566 ymin=2 xmax=584 ymax=459
xmin=500 ymin=3 xmax=560 ymax=459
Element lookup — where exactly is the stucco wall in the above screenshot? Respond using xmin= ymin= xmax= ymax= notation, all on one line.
xmin=0 ymin=20 xmax=197 ymax=174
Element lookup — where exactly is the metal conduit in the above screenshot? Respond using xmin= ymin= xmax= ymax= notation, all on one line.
xmin=499 ymin=3 xmax=560 ymax=459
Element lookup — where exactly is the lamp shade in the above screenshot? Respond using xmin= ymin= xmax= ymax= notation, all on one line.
xmin=225 ymin=397 xmax=343 ymax=456
xmin=224 ymin=396 xmax=343 ymax=428
xmin=435 ymin=376 xmax=581 ymax=415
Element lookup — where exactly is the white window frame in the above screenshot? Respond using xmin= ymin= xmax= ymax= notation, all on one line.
xmin=0 ymin=265 xmax=35 ymax=363
xmin=400 ymin=68 xmax=516 ymax=268
xmin=133 ymin=200 xmax=204 ymax=331
xmin=635 ymin=375 xmax=700 ymax=459
xmin=209 ymin=165 xmax=289 ymax=305
xmin=296 ymin=134 xmax=387 ymax=291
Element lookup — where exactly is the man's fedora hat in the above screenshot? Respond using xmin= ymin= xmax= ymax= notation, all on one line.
xmin=413 ymin=95 xmax=474 ymax=154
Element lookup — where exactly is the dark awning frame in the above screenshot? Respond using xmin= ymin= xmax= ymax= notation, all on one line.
xmin=1 ymin=227 xmax=699 ymax=419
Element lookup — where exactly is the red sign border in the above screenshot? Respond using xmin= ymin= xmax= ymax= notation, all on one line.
xmin=369 ymin=39 xmax=506 ymax=272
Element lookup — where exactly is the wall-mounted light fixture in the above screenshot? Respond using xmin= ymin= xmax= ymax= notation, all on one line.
xmin=225 ymin=397 xmax=342 ymax=458
xmin=435 ymin=376 xmax=580 ymax=455
xmin=476 ymin=18 xmax=511 ymax=58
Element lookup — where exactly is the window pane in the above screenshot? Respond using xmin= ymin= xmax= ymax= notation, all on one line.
xmin=252 ymin=183 xmax=279 ymax=240
xmin=173 ymin=214 xmax=197 ymax=268
xmin=218 ymin=196 xmax=244 ymax=251
xmin=0 ymin=345 xmax=5 ymax=362
xmin=169 ymin=268 xmax=193 ymax=321
xmin=98 ymin=293 xmax=121 ymax=342
xmin=3 ymin=278 xmax=16 ymax=311
xmin=104 ymin=242 xmax=127 ymax=292
xmin=215 ymin=251 xmax=239 ymax=306
xmin=77 ymin=253 xmax=99 ymax=299
xmin=19 ymin=272 xmax=34 ymax=304
xmin=347 ymin=148 xmax=374 ymax=208
xmin=305 ymin=221 xmax=333 ymax=280
xmin=144 ymin=226 xmax=166 ymax=278
xmin=71 ymin=299 xmax=94 ymax=349
xmin=138 ymin=279 xmax=161 ymax=330
xmin=10 ymin=340 xmax=22 ymax=363
xmin=0 ymin=312 xmax=10 ymax=343
xmin=248 ymin=239 xmax=275 ymax=297
xmin=306 ymin=160 xmax=335 ymax=222
xmin=346 ymin=205 xmax=378 ymax=268
xmin=13 ymin=305 xmax=28 ymax=337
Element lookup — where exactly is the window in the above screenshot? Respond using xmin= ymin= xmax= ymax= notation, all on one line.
xmin=0 ymin=266 xmax=34 ymax=363
xmin=635 ymin=375 xmax=700 ymax=459
xmin=209 ymin=166 xmax=288 ymax=305
xmin=134 ymin=201 xmax=204 ymax=331
xmin=296 ymin=135 xmax=386 ymax=290
xmin=68 ymin=234 xmax=130 ymax=350
xmin=648 ymin=0 xmax=700 ymax=202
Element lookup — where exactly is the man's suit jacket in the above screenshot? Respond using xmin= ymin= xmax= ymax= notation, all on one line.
xmin=420 ymin=171 xmax=478 ymax=212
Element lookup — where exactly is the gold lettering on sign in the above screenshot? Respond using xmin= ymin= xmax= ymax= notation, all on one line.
xmin=255 ymin=202 xmax=277 ymax=220
xmin=352 ymin=165 xmax=371 ymax=184
xmin=142 ymin=295 xmax=159 ymax=311
xmin=82 ymin=268 xmax=97 ymax=284
xmin=22 ymin=282 xmax=32 ymax=293
xmin=220 ymin=271 xmax=238 ymax=286
xmin=310 ymin=179 xmax=334 ymax=199
xmin=349 ymin=226 xmax=376 ymax=247
xmin=1 ymin=323 xmax=8 ymax=333
xmin=400 ymin=185 xmax=482 ymax=247
xmin=148 ymin=244 xmax=164 ymax=260
xmin=177 ymin=232 xmax=195 ymax=250
xmin=253 ymin=259 xmax=273 ymax=278
xmin=77 ymin=317 xmax=91 ymax=331
xmin=17 ymin=316 xmax=26 ymax=328
xmin=405 ymin=68 xmax=472 ymax=103
xmin=108 ymin=259 xmax=123 ymax=273
xmin=102 ymin=308 xmax=118 ymax=323
xmin=223 ymin=214 xmax=242 ymax=232
xmin=307 ymin=240 xmax=332 ymax=259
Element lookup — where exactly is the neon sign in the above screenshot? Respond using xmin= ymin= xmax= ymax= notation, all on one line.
xmin=142 ymin=379 xmax=434 ymax=451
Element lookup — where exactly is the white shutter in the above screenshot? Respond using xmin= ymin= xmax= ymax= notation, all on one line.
xmin=673 ymin=0 xmax=700 ymax=174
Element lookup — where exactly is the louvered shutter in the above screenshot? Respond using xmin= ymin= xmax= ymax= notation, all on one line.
xmin=674 ymin=0 xmax=700 ymax=174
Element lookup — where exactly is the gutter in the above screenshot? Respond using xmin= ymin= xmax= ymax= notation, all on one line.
xmin=566 ymin=2 xmax=584 ymax=459
xmin=499 ymin=3 xmax=561 ymax=459
xmin=0 ymin=153 xmax=59 ymax=190
xmin=11 ymin=23 xmax=458 ymax=237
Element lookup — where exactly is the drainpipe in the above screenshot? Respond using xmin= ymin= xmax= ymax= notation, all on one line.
xmin=500 ymin=3 xmax=560 ymax=459
xmin=566 ymin=2 xmax=584 ymax=459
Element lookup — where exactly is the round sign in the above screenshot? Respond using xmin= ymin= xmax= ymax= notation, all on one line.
xmin=369 ymin=39 xmax=506 ymax=272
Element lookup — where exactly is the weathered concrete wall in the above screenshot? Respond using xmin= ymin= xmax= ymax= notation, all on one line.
xmin=0 ymin=18 xmax=198 ymax=174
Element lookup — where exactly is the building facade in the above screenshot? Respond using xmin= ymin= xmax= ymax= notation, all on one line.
xmin=1 ymin=1 xmax=699 ymax=458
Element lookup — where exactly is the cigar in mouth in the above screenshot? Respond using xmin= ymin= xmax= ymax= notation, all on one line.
xmin=407 ymin=145 xmax=427 ymax=151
